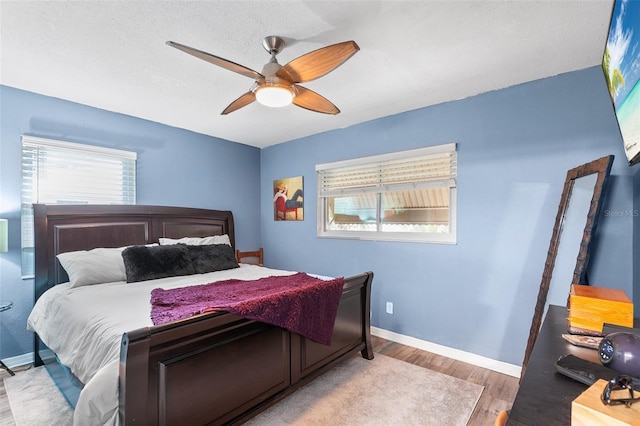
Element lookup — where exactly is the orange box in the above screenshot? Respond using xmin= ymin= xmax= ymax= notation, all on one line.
xmin=568 ymin=285 xmax=634 ymax=334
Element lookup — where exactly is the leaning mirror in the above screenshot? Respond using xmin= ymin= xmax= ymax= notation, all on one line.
xmin=521 ymin=155 xmax=614 ymax=379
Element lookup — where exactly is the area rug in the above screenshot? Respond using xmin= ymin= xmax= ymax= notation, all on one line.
xmin=3 ymin=367 xmax=73 ymax=426
xmin=4 ymin=355 xmax=483 ymax=425
xmin=246 ymin=354 xmax=484 ymax=425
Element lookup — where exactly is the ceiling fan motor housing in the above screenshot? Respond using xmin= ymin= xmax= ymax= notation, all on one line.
xmin=262 ymin=36 xmax=285 ymax=55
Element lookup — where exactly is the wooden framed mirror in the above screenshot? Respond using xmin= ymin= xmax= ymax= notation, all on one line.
xmin=521 ymin=155 xmax=614 ymax=380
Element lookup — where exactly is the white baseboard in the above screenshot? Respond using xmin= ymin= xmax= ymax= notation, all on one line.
xmin=1 ymin=352 xmax=33 ymax=369
xmin=371 ymin=327 xmax=521 ymax=378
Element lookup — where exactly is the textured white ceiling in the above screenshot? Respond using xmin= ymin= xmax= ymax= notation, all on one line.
xmin=0 ymin=1 xmax=613 ymax=148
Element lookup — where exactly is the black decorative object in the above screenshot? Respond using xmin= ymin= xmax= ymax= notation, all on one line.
xmin=599 ymin=332 xmax=640 ymax=377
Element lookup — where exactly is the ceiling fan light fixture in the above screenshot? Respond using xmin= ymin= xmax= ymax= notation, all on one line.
xmin=255 ymin=78 xmax=295 ymax=107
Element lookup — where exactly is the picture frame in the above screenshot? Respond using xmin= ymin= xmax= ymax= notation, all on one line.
xmin=273 ymin=176 xmax=304 ymax=221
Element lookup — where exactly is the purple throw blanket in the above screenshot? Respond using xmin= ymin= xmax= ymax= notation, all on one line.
xmin=150 ymin=273 xmax=345 ymax=345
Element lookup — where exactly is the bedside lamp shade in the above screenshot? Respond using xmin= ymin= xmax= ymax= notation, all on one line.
xmin=0 ymin=219 xmax=7 ymax=253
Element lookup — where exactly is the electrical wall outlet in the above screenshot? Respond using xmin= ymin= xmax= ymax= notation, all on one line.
xmin=386 ymin=302 xmax=393 ymax=314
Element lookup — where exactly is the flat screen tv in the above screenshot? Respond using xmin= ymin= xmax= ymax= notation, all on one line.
xmin=602 ymin=0 xmax=640 ymax=166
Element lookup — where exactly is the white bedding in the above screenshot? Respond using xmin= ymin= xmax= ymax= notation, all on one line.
xmin=27 ymin=264 xmax=299 ymax=425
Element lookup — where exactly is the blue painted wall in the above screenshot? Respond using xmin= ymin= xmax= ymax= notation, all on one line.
xmin=260 ymin=66 xmax=636 ymax=366
xmin=0 ymin=85 xmax=261 ymax=359
xmin=1 ymin=66 xmax=636 ymax=368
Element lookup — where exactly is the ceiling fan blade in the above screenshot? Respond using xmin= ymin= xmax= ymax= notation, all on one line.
xmin=167 ymin=41 xmax=264 ymax=80
xmin=292 ymin=85 xmax=340 ymax=115
xmin=277 ymin=41 xmax=360 ymax=83
xmin=221 ymin=92 xmax=256 ymax=115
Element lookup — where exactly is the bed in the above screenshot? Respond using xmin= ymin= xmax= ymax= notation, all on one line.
xmin=29 ymin=204 xmax=374 ymax=425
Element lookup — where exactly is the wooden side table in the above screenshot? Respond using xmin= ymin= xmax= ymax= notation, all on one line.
xmin=0 ymin=301 xmax=15 ymax=376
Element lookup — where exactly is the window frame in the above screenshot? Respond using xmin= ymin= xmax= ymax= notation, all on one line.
xmin=316 ymin=143 xmax=457 ymax=244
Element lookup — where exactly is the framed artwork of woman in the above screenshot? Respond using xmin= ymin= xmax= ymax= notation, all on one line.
xmin=273 ymin=176 xmax=304 ymax=221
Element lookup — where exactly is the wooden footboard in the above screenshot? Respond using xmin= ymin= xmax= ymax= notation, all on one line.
xmin=119 ymin=271 xmax=373 ymax=425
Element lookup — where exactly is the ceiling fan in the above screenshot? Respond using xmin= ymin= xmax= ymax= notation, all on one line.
xmin=166 ymin=36 xmax=359 ymax=115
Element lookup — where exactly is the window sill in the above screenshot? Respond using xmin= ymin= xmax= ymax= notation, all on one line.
xmin=316 ymin=232 xmax=456 ymax=244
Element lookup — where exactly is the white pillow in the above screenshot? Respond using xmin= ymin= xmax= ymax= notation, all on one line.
xmin=158 ymin=234 xmax=231 ymax=246
xmin=57 ymin=247 xmax=128 ymax=288
xmin=57 ymin=244 xmax=158 ymax=288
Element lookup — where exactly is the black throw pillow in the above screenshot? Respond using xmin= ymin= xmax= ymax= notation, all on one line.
xmin=188 ymin=244 xmax=239 ymax=274
xmin=122 ymin=244 xmax=195 ymax=283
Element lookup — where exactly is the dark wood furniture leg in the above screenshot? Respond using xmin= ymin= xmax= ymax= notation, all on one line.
xmin=0 ymin=360 xmax=14 ymax=376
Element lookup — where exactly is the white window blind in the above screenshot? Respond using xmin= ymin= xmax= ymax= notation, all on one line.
xmin=318 ymin=144 xmax=457 ymax=196
xmin=21 ymin=136 xmax=137 ymax=276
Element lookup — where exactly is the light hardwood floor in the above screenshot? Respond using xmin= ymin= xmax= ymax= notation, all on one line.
xmin=0 ymin=336 xmax=519 ymax=425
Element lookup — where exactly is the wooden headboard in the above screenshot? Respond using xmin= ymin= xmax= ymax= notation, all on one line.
xmin=33 ymin=204 xmax=235 ymax=301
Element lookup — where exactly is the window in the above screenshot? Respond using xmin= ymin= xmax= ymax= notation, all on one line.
xmin=21 ymin=136 xmax=137 ymax=276
xmin=316 ymin=143 xmax=457 ymax=243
